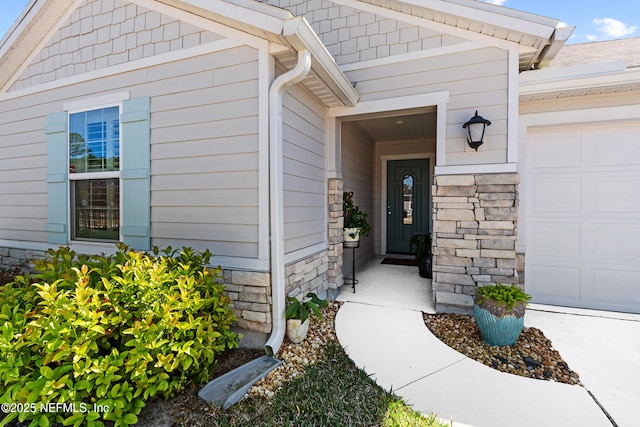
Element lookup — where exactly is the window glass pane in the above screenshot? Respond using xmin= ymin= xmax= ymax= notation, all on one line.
xmin=74 ymin=179 xmax=119 ymax=241
xmin=69 ymin=106 xmax=120 ymax=173
xmin=403 ymin=174 xmax=413 ymax=225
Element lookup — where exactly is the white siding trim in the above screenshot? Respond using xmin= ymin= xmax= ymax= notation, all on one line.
xmin=340 ymin=41 xmax=486 ymax=72
xmin=210 ymin=256 xmax=271 ymax=272
xmin=520 ymin=104 xmax=640 ymax=128
xmin=507 ymin=46 xmax=519 ymax=164
xmin=435 ymin=163 xmax=518 ymax=175
xmin=284 ymin=243 xmax=328 ymax=266
xmin=130 ymin=0 xmax=268 ymax=48
xmin=326 ymin=117 xmax=341 ymax=179
xmin=436 ymin=102 xmax=447 ymax=167
xmin=0 ymin=39 xmax=244 ymax=102
xmin=63 ymin=92 xmax=130 ymax=112
xmin=258 ymin=42 xmax=272 ymax=262
xmin=380 ymin=153 xmax=435 ymax=254
xmin=330 ymin=0 xmax=516 ymax=50
xmin=328 ymin=91 xmax=449 ymax=118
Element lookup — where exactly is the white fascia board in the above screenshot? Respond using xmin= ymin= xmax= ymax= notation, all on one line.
xmin=328 ymin=91 xmax=449 ymax=118
xmin=0 ymin=0 xmax=41 ymax=53
xmin=520 ymin=62 xmax=640 ymax=95
xmin=399 ymin=0 xmax=558 ymax=39
xmin=1 ymin=0 xmax=81 ymax=94
xmin=283 ymin=17 xmax=359 ymax=107
xmin=155 ymin=0 xmax=289 ymax=36
xmin=132 ymin=0 xmax=267 ymax=48
xmin=331 ymin=0 xmax=509 ymax=50
xmin=0 ymin=39 xmax=244 ymax=101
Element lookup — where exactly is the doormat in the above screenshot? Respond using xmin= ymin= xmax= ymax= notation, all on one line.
xmin=381 ymin=258 xmax=417 ymax=266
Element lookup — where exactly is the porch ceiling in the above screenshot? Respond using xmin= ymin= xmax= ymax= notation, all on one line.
xmin=346 ymin=110 xmax=437 ymax=142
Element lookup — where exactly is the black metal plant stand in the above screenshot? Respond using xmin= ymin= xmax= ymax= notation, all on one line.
xmin=343 ymin=240 xmax=359 ymax=293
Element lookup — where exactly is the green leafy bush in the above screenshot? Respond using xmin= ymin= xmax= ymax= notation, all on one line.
xmin=476 ymin=283 xmax=532 ymax=310
xmin=0 ymin=244 xmax=238 ymax=427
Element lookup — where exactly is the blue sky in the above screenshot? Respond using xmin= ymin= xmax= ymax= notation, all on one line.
xmin=1 ymin=0 xmax=638 ymax=45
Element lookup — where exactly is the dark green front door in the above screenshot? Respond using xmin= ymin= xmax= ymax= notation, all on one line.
xmin=387 ymin=159 xmax=430 ymax=254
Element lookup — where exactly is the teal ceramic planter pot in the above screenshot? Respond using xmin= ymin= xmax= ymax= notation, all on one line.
xmin=473 ymin=295 xmax=525 ymax=347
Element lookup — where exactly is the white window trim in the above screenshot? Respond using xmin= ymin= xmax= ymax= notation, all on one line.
xmin=67 ymin=101 xmax=125 ymax=245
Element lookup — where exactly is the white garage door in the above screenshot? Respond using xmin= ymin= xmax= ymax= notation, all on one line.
xmin=524 ymin=122 xmax=640 ymax=314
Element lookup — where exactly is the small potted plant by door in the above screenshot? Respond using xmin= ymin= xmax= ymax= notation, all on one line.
xmin=473 ymin=283 xmax=532 ymax=346
xmin=285 ymin=292 xmax=328 ymax=344
xmin=409 ymin=233 xmax=432 ymax=278
xmin=343 ymin=191 xmax=371 ymax=243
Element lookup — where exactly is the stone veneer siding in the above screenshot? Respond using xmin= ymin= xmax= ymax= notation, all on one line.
xmin=432 ymin=173 xmax=520 ymax=314
xmin=327 ymin=178 xmax=344 ymax=296
xmin=0 ymin=247 xmax=46 ymax=272
xmin=224 ymin=250 xmax=329 ymax=344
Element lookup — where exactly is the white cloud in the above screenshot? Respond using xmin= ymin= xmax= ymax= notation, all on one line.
xmin=592 ymin=18 xmax=637 ymax=38
xmin=482 ymin=0 xmax=507 ymax=5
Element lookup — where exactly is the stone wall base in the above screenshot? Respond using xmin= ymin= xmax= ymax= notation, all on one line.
xmin=226 ymin=250 xmax=329 ymax=348
xmin=432 ymin=173 xmax=520 ymax=315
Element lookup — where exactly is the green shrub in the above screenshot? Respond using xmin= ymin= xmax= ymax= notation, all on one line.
xmin=476 ymin=283 xmax=532 ymax=310
xmin=0 ymin=244 xmax=238 ymax=427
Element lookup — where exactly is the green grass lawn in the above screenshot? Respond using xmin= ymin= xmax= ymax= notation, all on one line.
xmin=189 ymin=342 xmax=448 ymax=427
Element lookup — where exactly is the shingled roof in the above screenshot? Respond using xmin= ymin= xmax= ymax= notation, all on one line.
xmin=549 ymin=37 xmax=640 ymax=68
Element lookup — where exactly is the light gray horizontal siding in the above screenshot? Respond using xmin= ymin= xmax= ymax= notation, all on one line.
xmin=345 ymin=47 xmax=510 ymax=165
xmin=282 ymin=85 xmax=327 ymax=256
xmin=0 ymin=44 xmax=261 ymax=260
xmin=341 ymin=121 xmax=375 ymax=274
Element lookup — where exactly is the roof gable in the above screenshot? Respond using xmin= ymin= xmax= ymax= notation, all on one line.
xmin=262 ymin=0 xmax=571 ymax=71
xmin=9 ymin=0 xmax=227 ymax=93
xmin=0 ymin=0 xmax=358 ymax=106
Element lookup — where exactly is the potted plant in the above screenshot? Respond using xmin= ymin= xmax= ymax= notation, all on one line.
xmin=473 ymin=283 xmax=532 ymax=346
xmin=409 ymin=233 xmax=432 ymax=278
xmin=343 ymin=191 xmax=371 ymax=242
xmin=285 ymin=292 xmax=328 ymax=344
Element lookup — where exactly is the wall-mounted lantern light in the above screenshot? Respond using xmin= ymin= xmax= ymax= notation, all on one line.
xmin=462 ymin=110 xmax=491 ymax=151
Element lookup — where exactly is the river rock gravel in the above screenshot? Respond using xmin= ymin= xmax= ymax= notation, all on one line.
xmin=248 ymin=301 xmax=341 ymax=399
xmin=423 ymin=313 xmax=580 ymax=385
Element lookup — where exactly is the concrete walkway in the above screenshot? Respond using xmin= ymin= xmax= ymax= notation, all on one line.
xmin=336 ymin=258 xmax=640 ymax=427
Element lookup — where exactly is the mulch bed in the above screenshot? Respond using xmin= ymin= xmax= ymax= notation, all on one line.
xmin=423 ymin=313 xmax=580 ymax=385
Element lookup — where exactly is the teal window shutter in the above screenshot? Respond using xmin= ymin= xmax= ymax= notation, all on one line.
xmin=121 ymin=97 xmax=151 ymax=250
xmin=45 ymin=112 xmax=69 ymax=245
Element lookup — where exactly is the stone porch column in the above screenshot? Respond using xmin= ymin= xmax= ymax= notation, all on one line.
xmin=327 ymin=178 xmax=344 ymax=297
xmin=432 ymin=173 xmax=520 ymax=314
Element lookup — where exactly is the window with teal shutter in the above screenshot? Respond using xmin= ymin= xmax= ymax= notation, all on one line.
xmin=120 ymin=97 xmax=151 ymax=250
xmin=45 ymin=96 xmax=150 ymax=250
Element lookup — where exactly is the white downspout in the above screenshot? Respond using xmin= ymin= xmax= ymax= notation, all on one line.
xmin=265 ymin=49 xmax=311 ymax=356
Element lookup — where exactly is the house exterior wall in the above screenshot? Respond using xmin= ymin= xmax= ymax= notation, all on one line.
xmin=282 ymin=85 xmax=328 ymax=257
xmin=0 ymin=46 xmax=262 ymax=257
xmin=261 ymin=0 xmax=465 ymax=66
xmin=10 ymin=0 xmax=222 ymax=92
xmin=341 ymin=121 xmax=375 ymax=276
xmin=344 ymin=47 xmax=510 ymax=166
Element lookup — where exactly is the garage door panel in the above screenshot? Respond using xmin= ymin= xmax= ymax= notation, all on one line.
xmin=594 ymin=223 xmax=640 ymax=258
xmin=531 ymin=134 xmax=582 ymax=169
xmin=593 ymin=132 xmax=640 ymax=167
xmin=592 ymin=176 xmax=640 ymax=213
xmin=531 ymin=221 xmax=581 ymax=256
xmin=525 ymin=123 xmax=640 ymax=314
xmin=530 ymin=179 xmax=581 ymax=212
xmin=529 ymin=263 xmax=581 ymax=302
xmin=591 ymin=269 xmax=640 ymax=305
